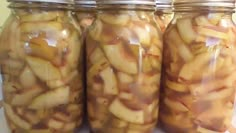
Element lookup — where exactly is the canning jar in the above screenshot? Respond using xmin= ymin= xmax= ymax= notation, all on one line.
xmin=74 ymin=0 xmax=96 ymax=32
xmin=86 ymin=0 xmax=163 ymax=132
xmin=155 ymin=0 xmax=173 ymax=32
xmin=160 ymin=0 xmax=236 ymax=132
xmin=0 ymin=0 xmax=84 ymax=132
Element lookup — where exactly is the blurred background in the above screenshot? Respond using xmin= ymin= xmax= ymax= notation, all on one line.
xmin=0 ymin=1 xmax=10 ymax=29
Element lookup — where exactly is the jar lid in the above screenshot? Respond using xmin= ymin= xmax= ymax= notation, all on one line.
xmin=75 ymin=0 xmax=96 ymax=5
xmin=174 ymin=0 xmax=235 ymax=8
xmin=96 ymin=0 xmax=156 ymax=6
xmin=156 ymin=0 xmax=172 ymax=9
xmin=8 ymin=0 xmax=73 ymax=4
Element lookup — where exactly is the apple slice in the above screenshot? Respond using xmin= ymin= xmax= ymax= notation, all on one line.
xmin=179 ymin=52 xmax=212 ymax=81
xmin=165 ymin=79 xmax=188 ymax=92
xmin=132 ymin=24 xmax=151 ymax=48
xmin=103 ymin=43 xmax=138 ymax=74
xmin=26 ymin=56 xmax=61 ymax=81
xmin=48 ymin=118 xmax=64 ymax=130
xmin=20 ymin=21 xmax=63 ymax=33
xmin=109 ymin=99 xmax=144 ymax=124
xmin=167 ymin=28 xmax=193 ymax=62
xmin=196 ymin=26 xmax=229 ymax=40
xmin=117 ymin=72 xmax=134 ymax=84
xmin=164 ymin=97 xmax=189 ymax=112
xmin=89 ymin=20 xmax=103 ymax=41
xmin=89 ymin=47 xmax=106 ymax=65
xmin=197 ymin=126 xmax=219 ymax=133
xmin=195 ymin=15 xmax=213 ymax=26
xmin=99 ymin=13 xmax=130 ymax=26
xmin=177 ymin=18 xmax=197 ymax=44
xmin=29 ymin=86 xmax=69 ymax=109
xmin=20 ymin=11 xmax=64 ymax=22
xmin=11 ymin=86 xmax=43 ymax=106
xmin=100 ymin=67 xmax=118 ymax=95
xmin=28 ymin=129 xmax=51 ymax=133
xmin=20 ymin=67 xmax=37 ymax=89
xmin=62 ymin=122 xmax=76 ymax=131
xmin=208 ymin=13 xmax=224 ymax=25
xmin=4 ymin=103 xmax=31 ymax=130
xmin=111 ymin=117 xmax=128 ymax=128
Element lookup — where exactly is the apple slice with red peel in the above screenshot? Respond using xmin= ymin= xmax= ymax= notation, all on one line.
xmin=100 ymin=67 xmax=118 ymax=95
xmin=164 ymin=97 xmax=189 ymax=112
xmin=103 ymin=43 xmax=138 ymax=74
xmin=109 ymin=99 xmax=145 ymax=124
xmin=4 ymin=103 xmax=31 ymax=130
xmin=11 ymin=86 xmax=43 ymax=106
xmin=29 ymin=86 xmax=70 ymax=109
xmin=177 ymin=18 xmax=197 ymax=44
xmin=26 ymin=56 xmax=62 ymax=81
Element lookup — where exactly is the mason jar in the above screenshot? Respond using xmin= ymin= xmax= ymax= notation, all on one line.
xmin=86 ymin=0 xmax=163 ymax=132
xmin=74 ymin=0 xmax=96 ymax=32
xmin=155 ymin=0 xmax=173 ymax=32
xmin=0 ymin=0 xmax=84 ymax=132
xmin=160 ymin=0 xmax=236 ymax=132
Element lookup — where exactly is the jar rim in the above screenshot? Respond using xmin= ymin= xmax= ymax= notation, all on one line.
xmin=8 ymin=0 xmax=73 ymax=4
xmin=96 ymin=0 xmax=156 ymax=6
xmin=174 ymin=0 xmax=235 ymax=8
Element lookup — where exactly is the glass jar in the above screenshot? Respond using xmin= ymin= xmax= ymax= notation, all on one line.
xmin=74 ymin=0 xmax=96 ymax=32
xmin=0 ymin=0 xmax=84 ymax=132
xmin=160 ymin=0 xmax=236 ymax=132
xmin=155 ymin=0 xmax=173 ymax=32
xmin=86 ymin=0 xmax=163 ymax=132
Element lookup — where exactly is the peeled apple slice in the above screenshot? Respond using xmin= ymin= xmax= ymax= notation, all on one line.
xmin=167 ymin=28 xmax=193 ymax=62
xmin=26 ymin=56 xmax=61 ymax=81
xmin=99 ymin=14 xmax=130 ymax=26
xmin=11 ymin=86 xmax=43 ymax=106
xmin=20 ymin=11 xmax=64 ymax=22
xmin=197 ymin=126 xmax=220 ymax=133
xmin=132 ymin=24 xmax=151 ymax=47
xmin=196 ymin=26 xmax=229 ymax=40
xmin=109 ymin=99 xmax=144 ymax=124
xmin=20 ymin=21 xmax=63 ymax=33
xmin=165 ymin=79 xmax=188 ymax=92
xmin=4 ymin=103 xmax=31 ymax=130
xmin=179 ymin=52 xmax=212 ymax=81
xmin=117 ymin=72 xmax=134 ymax=84
xmin=28 ymin=129 xmax=51 ymax=133
xmin=29 ymin=86 xmax=69 ymax=109
xmin=177 ymin=18 xmax=197 ymax=44
xmin=20 ymin=67 xmax=36 ymax=89
xmin=195 ymin=16 xmax=213 ymax=26
xmin=100 ymin=67 xmax=118 ymax=95
xmin=103 ymin=43 xmax=138 ymax=74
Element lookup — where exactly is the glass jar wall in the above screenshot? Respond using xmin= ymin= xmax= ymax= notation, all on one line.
xmin=155 ymin=0 xmax=173 ymax=32
xmin=86 ymin=0 xmax=163 ymax=132
xmin=160 ymin=0 xmax=236 ymax=132
xmin=0 ymin=1 xmax=84 ymax=132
